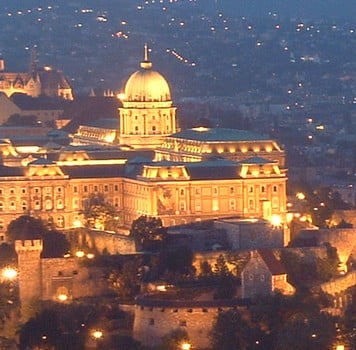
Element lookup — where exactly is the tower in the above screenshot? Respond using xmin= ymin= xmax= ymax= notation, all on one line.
xmin=118 ymin=45 xmax=178 ymax=149
xmin=15 ymin=240 xmax=43 ymax=319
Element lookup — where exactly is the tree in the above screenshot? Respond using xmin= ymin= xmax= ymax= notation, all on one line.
xmin=130 ymin=216 xmax=165 ymax=251
xmin=19 ymin=303 xmax=99 ymax=350
xmin=213 ymin=255 xmax=236 ymax=299
xmin=157 ymin=245 xmax=195 ymax=279
xmin=157 ymin=329 xmax=190 ymax=350
xmin=212 ymin=310 xmax=258 ymax=350
xmin=108 ymin=259 xmax=141 ymax=300
xmin=7 ymin=215 xmax=47 ymax=241
xmin=41 ymin=231 xmax=70 ymax=258
xmin=81 ymin=193 xmax=119 ymax=231
xmin=7 ymin=215 xmax=71 ymax=258
xmin=275 ymin=312 xmax=336 ymax=350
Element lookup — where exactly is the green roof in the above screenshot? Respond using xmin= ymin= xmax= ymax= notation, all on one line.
xmin=169 ymin=128 xmax=270 ymax=142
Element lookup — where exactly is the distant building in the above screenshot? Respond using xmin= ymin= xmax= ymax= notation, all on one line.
xmin=241 ymin=249 xmax=295 ymax=298
xmin=0 ymin=57 xmax=73 ymax=100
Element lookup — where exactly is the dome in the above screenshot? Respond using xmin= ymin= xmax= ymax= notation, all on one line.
xmin=123 ymin=46 xmax=171 ymax=103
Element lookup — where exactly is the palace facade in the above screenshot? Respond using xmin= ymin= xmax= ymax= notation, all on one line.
xmin=0 ymin=48 xmax=287 ymax=240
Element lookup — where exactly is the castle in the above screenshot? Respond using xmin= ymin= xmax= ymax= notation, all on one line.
xmin=0 ymin=47 xmax=287 ymax=241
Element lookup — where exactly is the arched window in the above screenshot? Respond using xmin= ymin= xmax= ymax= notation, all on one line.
xmin=45 ymin=199 xmax=52 ymax=210
xmin=22 ymin=201 xmax=28 ymax=211
xmin=57 ymin=199 xmax=64 ymax=210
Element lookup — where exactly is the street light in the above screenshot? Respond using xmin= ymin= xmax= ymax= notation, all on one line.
xmin=181 ymin=342 xmax=191 ymax=350
xmin=92 ymin=330 xmax=103 ymax=340
xmin=1 ymin=267 xmax=17 ymax=281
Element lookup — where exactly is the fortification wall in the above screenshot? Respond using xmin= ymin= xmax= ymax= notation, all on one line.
xmin=319 ymin=271 xmax=356 ymax=296
xmin=71 ymin=229 xmax=136 ymax=255
xmin=41 ymin=258 xmax=104 ymax=300
xmin=133 ymin=301 xmax=245 ymax=349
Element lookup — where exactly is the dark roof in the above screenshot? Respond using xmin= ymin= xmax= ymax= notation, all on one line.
xmin=11 ymin=94 xmax=67 ymax=110
xmin=239 ymin=157 xmax=277 ymax=165
xmin=61 ymin=164 xmax=126 ymax=178
xmin=258 ymin=249 xmax=286 ymax=275
xmin=185 ymin=159 xmax=240 ymax=180
xmin=29 ymin=158 xmax=56 ymax=166
xmin=82 ymin=118 xmax=119 ymax=130
xmin=0 ymin=166 xmax=24 ymax=177
xmin=169 ymin=128 xmax=270 ymax=142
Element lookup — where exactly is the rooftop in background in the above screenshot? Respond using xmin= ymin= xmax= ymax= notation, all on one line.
xmin=169 ymin=128 xmax=271 ymax=142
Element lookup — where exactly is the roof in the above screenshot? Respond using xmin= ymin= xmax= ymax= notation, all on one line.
xmin=169 ymin=128 xmax=270 ymax=142
xmin=258 ymin=249 xmax=286 ymax=275
xmin=239 ymin=157 xmax=277 ymax=165
xmin=0 ymin=166 xmax=24 ymax=177
xmin=61 ymin=164 xmax=126 ymax=178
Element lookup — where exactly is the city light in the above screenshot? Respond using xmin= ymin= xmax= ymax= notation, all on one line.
xmin=92 ymin=330 xmax=103 ymax=339
xmin=2 ymin=267 xmax=17 ymax=281
xmin=296 ymin=192 xmax=306 ymax=200
xmin=75 ymin=251 xmax=85 ymax=258
xmin=270 ymin=214 xmax=282 ymax=228
xmin=57 ymin=294 xmax=68 ymax=302
xmin=181 ymin=342 xmax=191 ymax=350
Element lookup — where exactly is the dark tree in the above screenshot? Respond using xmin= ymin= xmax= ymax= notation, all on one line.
xmin=212 ymin=310 xmax=259 ymax=350
xmin=108 ymin=259 xmax=141 ymax=300
xmin=19 ymin=303 xmax=98 ymax=350
xmin=157 ymin=245 xmax=195 ymax=279
xmin=41 ymin=231 xmax=71 ymax=258
xmin=275 ymin=312 xmax=336 ymax=350
xmin=130 ymin=215 xmax=165 ymax=251
xmin=7 ymin=215 xmax=47 ymax=241
xmin=213 ymin=255 xmax=236 ymax=299
xmin=157 ymin=329 xmax=190 ymax=350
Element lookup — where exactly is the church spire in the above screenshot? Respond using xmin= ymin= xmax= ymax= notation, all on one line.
xmin=140 ymin=44 xmax=152 ymax=70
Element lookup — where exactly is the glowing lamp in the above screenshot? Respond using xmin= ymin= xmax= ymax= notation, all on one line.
xmin=117 ymin=93 xmax=126 ymax=100
xmin=270 ymin=214 xmax=282 ymax=228
xmin=75 ymin=251 xmax=85 ymax=258
xmin=57 ymin=294 xmax=68 ymax=302
xmin=336 ymin=345 xmax=345 ymax=350
xmin=2 ymin=267 xmax=17 ymax=280
xmin=87 ymin=253 xmax=95 ymax=259
xmin=92 ymin=330 xmax=103 ymax=339
xmin=296 ymin=192 xmax=305 ymax=200
xmin=181 ymin=343 xmax=191 ymax=350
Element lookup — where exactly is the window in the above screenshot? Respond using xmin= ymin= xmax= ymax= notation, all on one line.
xmin=73 ymin=199 xmax=79 ymax=209
xmin=84 ymin=186 xmax=88 ymax=193
xmin=195 ymin=201 xmax=201 ymax=212
xmin=273 ymin=186 xmax=278 ymax=193
xmin=22 ymin=201 xmax=28 ymax=211
xmin=180 ymin=201 xmax=186 ymax=211
xmin=45 ymin=199 xmax=52 ymax=210
xmin=195 ymin=188 xmax=201 ymax=195
xmin=21 ymin=188 xmax=27 ymax=194
xmin=94 ymin=186 xmax=98 ymax=192
xmin=57 ymin=199 xmax=64 ymax=210
xmin=212 ymin=199 xmax=219 ymax=211
xmin=45 ymin=187 xmax=51 ymax=194
xmin=0 ymin=220 xmax=4 ymax=230
xmin=34 ymin=187 xmax=40 ymax=194
xmin=9 ymin=188 xmax=15 ymax=195
xmin=179 ymin=320 xmax=187 ymax=327
xmin=261 ymin=186 xmax=265 ymax=193
xmin=73 ymin=186 xmax=78 ymax=193
xmin=9 ymin=201 xmax=15 ymax=210
xmin=249 ymin=274 xmax=254 ymax=281
xmin=34 ymin=200 xmax=40 ymax=210
xmin=57 ymin=216 xmax=64 ymax=228
xmin=104 ymin=185 xmax=108 ymax=192
xmin=229 ymin=199 xmax=236 ymax=210
xmin=260 ymin=274 xmax=265 ymax=281
xmin=149 ymin=318 xmax=155 ymax=326
xmin=114 ymin=185 xmax=119 ymax=191
xmin=213 ymin=187 xmax=218 ymax=195
xmin=0 ymin=202 xmax=4 ymax=211
xmin=249 ymin=199 xmax=254 ymax=209
xmin=249 ymin=186 xmax=254 ymax=193
xmin=0 ymin=188 xmax=3 ymax=195
xmin=152 ymin=126 xmax=156 ymax=132
xmin=180 ymin=189 xmax=185 ymax=196
xmin=272 ymin=197 xmax=279 ymax=209
xmin=230 ymin=187 xmax=235 ymax=194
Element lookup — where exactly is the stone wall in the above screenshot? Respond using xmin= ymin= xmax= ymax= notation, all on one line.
xmin=318 ymin=271 xmax=356 ymax=296
xmin=133 ymin=299 xmax=247 ymax=349
xmin=71 ymin=229 xmax=136 ymax=255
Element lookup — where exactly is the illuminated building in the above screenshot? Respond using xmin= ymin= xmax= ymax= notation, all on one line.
xmin=0 ymin=48 xmax=287 ymax=239
xmin=0 ymin=57 xmax=73 ymax=100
